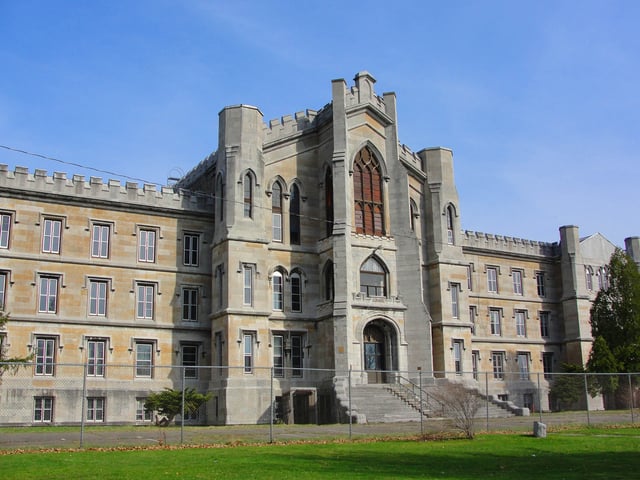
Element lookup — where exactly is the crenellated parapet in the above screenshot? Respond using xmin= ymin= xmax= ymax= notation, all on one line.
xmin=398 ymin=143 xmax=424 ymax=172
xmin=462 ymin=229 xmax=560 ymax=257
xmin=263 ymin=103 xmax=332 ymax=144
xmin=0 ymin=164 xmax=213 ymax=212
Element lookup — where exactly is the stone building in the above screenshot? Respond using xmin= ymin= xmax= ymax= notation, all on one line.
xmin=0 ymin=71 xmax=638 ymax=424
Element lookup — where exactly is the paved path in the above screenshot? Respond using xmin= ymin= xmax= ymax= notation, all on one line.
xmin=0 ymin=410 xmax=636 ymax=451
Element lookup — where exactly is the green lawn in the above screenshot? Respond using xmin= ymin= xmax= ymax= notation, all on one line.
xmin=2 ymin=427 xmax=639 ymax=479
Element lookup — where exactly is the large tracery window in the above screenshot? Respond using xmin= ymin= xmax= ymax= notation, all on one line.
xmin=353 ymin=147 xmax=384 ymax=236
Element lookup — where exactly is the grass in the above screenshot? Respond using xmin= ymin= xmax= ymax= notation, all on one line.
xmin=1 ymin=427 xmax=640 ymax=479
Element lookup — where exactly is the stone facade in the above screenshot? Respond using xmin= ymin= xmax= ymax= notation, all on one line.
xmin=0 ymin=72 xmax=638 ymax=424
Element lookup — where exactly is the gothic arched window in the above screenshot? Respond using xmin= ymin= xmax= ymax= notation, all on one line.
xmin=353 ymin=147 xmax=384 ymax=236
xmin=360 ymin=256 xmax=387 ymax=297
xmin=272 ymin=182 xmax=283 ymax=242
xmin=290 ymin=184 xmax=300 ymax=245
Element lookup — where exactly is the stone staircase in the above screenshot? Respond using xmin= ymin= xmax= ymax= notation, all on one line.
xmin=335 ymin=378 xmax=519 ymax=424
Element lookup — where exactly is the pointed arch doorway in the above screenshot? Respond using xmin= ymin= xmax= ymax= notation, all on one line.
xmin=363 ymin=320 xmax=397 ymax=384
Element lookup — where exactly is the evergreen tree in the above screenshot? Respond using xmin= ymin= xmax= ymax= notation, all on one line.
xmin=0 ymin=312 xmax=33 ymax=384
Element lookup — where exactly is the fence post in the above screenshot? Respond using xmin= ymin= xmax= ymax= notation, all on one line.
xmin=485 ymin=371 xmax=489 ymax=432
xmin=537 ymin=372 xmax=542 ymax=423
xmin=80 ymin=362 xmax=87 ymax=448
xmin=269 ymin=367 xmax=274 ymax=444
xmin=418 ymin=368 xmax=423 ymax=436
xmin=180 ymin=365 xmax=185 ymax=445
xmin=583 ymin=372 xmax=590 ymax=427
xmin=629 ymin=373 xmax=635 ymax=424
xmin=348 ymin=366 xmax=352 ymax=440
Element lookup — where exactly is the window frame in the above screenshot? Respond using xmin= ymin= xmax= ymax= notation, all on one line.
xmin=243 ymin=333 xmax=254 ymax=374
xmin=272 ymin=182 xmax=283 ymax=242
xmin=273 ymin=334 xmax=284 ymax=378
xmin=487 ymin=267 xmax=498 ymax=293
xmin=86 ymin=338 xmax=106 ymax=377
xmin=517 ymin=352 xmax=530 ymax=380
xmin=137 ymin=228 xmax=157 ymax=263
xmin=89 ymin=279 xmax=108 ymax=316
xmin=492 ymin=352 xmax=505 ymax=380
xmin=38 ymin=275 xmax=59 ymax=313
xmin=135 ymin=341 xmax=154 ymax=378
xmin=452 ymin=340 xmax=463 ymax=375
xmin=136 ymin=282 xmax=155 ymax=319
xmin=35 ymin=336 xmax=56 ymax=376
xmin=181 ymin=286 xmax=199 ymax=322
xmin=91 ymin=223 xmax=110 ymax=259
xmin=540 ymin=311 xmax=550 ymax=338
xmin=515 ymin=310 xmax=527 ymax=337
xmin=183 ymin=233 xmax=200 ymax=266
xmin=242 ymin=265 xmax=253 ymax=306
xmin=542 ymin=352 xmax=554 ymax=380
xmin=291 ymin=272 xmax=302 ymax=312
xmin=181 ymin=344 xmax=199 ymax=379
xmin=512 ymin=269 xmax=523 ymax=295
xmin=490 ymin=309 xmax=502 ymax=336
xmin=242 ymin=173 xmax=252 ymax=219
xmin=42 ymin=218 xmax=62 ymax=254
xmin=450 ymin=283 xmax=460 ymax=318
xmin=360 ymin=256 xmax=387 ymax=298
xmin=272 ymin=271 xmax=284 ymax=311
xmin=136 ymin=397 xmax=153 ymax=422
xmin=535 ymin=272 xmax=546 ymax=296
xmin=34 ymin=396 xmax=54 ymax=423
xmin=353 ymin=146 xmax=385 ymax=236
xmin=291 ymin=334 xmax=304 ymax=377
xmin=289 ymin=184 xmax=301 ymax=245
xmin=0 ymin=271 xmax=6 ymax=311
xmin=86 ymin=397 xmax=105 ymax=422
xmin=0 ymin=212 xmax=11 ymax=249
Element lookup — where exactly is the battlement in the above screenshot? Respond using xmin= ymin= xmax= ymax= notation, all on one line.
xmin=462 ymin=229 xmax=560 ymax=257
xmin=0 ymin=164 xmax=212 ymax=212
xmin=263 ymin=103 xmax=332 ymax=144
xmin=345 ymin=85 xmax=387 ymax=113
xmin=398 ymin=144 xmax=424 ymax=171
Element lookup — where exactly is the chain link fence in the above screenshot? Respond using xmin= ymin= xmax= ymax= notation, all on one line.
xmin=0 ymin=362 xmax=638 ymax=448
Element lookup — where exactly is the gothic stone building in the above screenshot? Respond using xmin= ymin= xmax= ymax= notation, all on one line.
xmin=1 ymin=71 xmax=638 ymax=425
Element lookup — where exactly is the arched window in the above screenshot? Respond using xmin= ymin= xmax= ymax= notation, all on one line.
xmin=216 ymin=174 xmax=225 ymax=222
xmin=243 ymin=173 xmax=252 ymax=218
xmin=409 ymin=199 xmax=418 ymax=232
xmin=353 ymin=147 xmax=384 ymax=236
xmin=360 ymin=256 xmax=387 ymax=297
xmin=290 ymin=184 xmax=300 ymax=245
xmin=272 ymin=271 xmax=283 ymax=311
xmin=323 ymin=262 xmax=334 ymax=301
xmin=585 ymin=266 xmax=593 ymax=291
xmin=325 ymin=169 xmax=333 ymax=237
xmin=290 ymin=271 xmax=302 ymax=312
xmin=446 ymin=205 xmax=455 ymax=244
xmin=272 ymin=182 xmax=283 ymax=242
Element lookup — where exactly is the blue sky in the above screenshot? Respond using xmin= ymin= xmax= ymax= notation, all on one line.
xmin=1 ymin=1 xmax=638 ymax=247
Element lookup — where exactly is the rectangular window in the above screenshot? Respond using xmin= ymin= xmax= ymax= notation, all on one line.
xmin=472 ymin=350 xmax=480 ymax=380
xmin=272 ymin=273 xmax=283 ymax=311
xmin=42 ymin=218 xmax=62 ymax=253
xmin=542 ymin=352 xmax=554 ymax=380
xmin=273 ymin=334 xmax=284 ymax=377
xmin=87 ymin=397 xmax=105 ymax=422
xmin=453 ymin=340 xmax=463 ymax=375
xmin=138 ymin=229 xmax=156 ymax=262
xmin=469 ymin=306 xmax=477 ymax=335
xmin=487 ymin=267 xmax=498 ymax=293
xmin=0 ymin=213 xmax=11 ymax=248
xmin=291 ymin=334 xmax=303 ymax=377
xmin=35 ymin=337 xmax=56 ymax=376
xmin=515 ymin=311 xmax=527 ymax=337
xmin=135 ymin=342 xmax=154 ymax=377
xmin=38 ymin=276 xmax=59 ymax=313
xmin=243 ymin=266 xmax=253 ymax=306
xmin=540 ymin=312 xmax=550 ymax=338
xmin=536 ymin=272 xmax=546 ymax=296
xmin=512 ymin=270 xmax=523 ymax=295
xmin=87 ymin=339 xmax=106 ymax=377
xmin=91 ymin=224 xmax=110 ymax=258
xmin=89 ymin=280 xmax=108 ymax=316
xmin=291 ymin=274 xmax=302 ymax=312
xmin=34 ymin=397 xmax=53 ymax=422
xmin=214 ymin=331 xmax=223 ymax=367
xmin=490 ymin=309 xmax=501 ymax=336
xmin=182 ymin=344 xmax=198 ymax=379
xmin=492 ymin=352 xmax=505 ymax=380
xmin=272 ymin=213 xmax=282 ymax=242
xmin=450 ymin=283 xmax=460 ymax=319
xmin=466 ymin=264 xmax=473 ymax=291
xmin=0 ymin=272 xmax=6 ymax=310
xmin=518 ymin=353 xmax=530 ymax=380
xmin=182 ymin=287 xmax=198 ymax=322
xmin=136 ymin=398 xmax=152 ymax=422
xmin=585 ymin=267 xmax=593 ymax=291
xmin=183 ymin=234 xmax=199 ymax=266
xmin=215 ymin=265 xmax=224 ymax=309
xmin=243 ymin=333 xmax=253 ymax=374
xmin=136 ymin=283 xmax=154 ymax=319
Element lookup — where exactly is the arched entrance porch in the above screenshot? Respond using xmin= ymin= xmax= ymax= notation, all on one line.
xmin=362 ymin=319 xmax=398 ymax=384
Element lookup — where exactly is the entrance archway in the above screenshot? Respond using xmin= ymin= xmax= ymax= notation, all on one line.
xmin=363 ymin=319 xmax=397 ymax=383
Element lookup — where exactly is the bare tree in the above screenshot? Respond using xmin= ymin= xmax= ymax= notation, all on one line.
xmin=432 ymin=382 xmax=481 ymax=439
